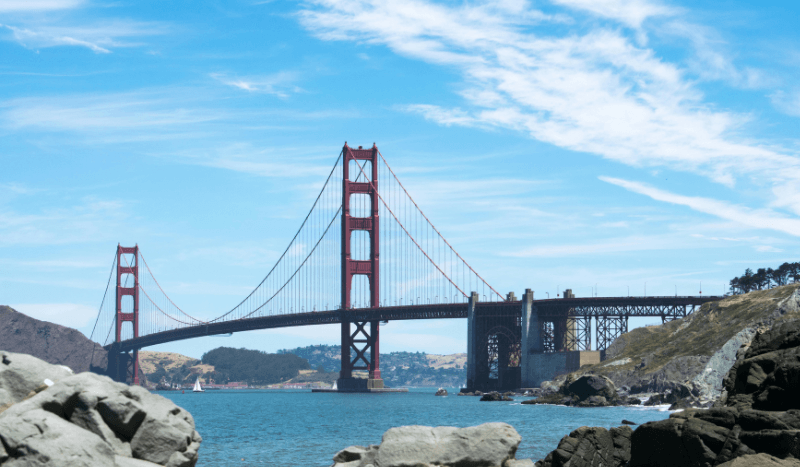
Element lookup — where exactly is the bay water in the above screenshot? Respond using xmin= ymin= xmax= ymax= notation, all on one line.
xmin=158 ymin=389 xmax=673 ymax=466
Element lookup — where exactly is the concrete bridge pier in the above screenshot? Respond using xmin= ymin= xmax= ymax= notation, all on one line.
xmin=465 ymin=291 xmax=522 ymax=393
xmin=107 ymin=344 xmax=140 ymax=384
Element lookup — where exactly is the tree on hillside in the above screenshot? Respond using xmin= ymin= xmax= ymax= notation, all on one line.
xmin=729 ymin=262 xmax=800 ymax=295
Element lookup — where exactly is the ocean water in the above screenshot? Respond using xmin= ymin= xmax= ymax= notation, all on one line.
xmin=157 ymin=389 xmax=673 ymax=467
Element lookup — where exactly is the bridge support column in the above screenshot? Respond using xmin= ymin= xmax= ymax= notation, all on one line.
xmin=520 ymin=289 xmax=537 ymax=387
xmin=465 ymin=291 xmax=479 ymax=391
xmin=113 ymin=244 xmax=140 ymax=385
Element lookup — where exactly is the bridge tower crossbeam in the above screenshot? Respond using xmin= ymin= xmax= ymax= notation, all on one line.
xmin=339 ymin=143 xmax=384 ymax=390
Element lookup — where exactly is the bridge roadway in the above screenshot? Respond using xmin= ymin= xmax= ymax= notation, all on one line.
xmin=107 ymin=295 xmax=719 ymax=352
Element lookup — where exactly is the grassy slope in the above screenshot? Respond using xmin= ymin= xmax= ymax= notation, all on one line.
xmin=572 ymin=283 xmax=800 ymax=388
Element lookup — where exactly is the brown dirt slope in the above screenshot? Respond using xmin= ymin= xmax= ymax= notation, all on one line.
xmin=426 ymin=353 xmax=466 ymax=369
xmin=564 ymin=283 xmax=800 ymax=394
xmin=0 ymin=305 xmax=107 ymax=374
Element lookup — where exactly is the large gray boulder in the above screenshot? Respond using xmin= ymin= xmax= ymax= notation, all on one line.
xmin=0 ymin=370 xmax=201 ymax=466
xmin=0 ymin=350 xmax=74 ymax=410
xmin=331 ymin=423 xmax=523 ymax=467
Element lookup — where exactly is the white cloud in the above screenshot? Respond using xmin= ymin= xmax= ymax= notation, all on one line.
xmin=0 ymin=0 xmax=83 ymax=12
xmin=754 ymin=245 xmax=783 ymax=253
xmin=10 ymin=303 xmax=97 ymax=329
xmin=600 ymin=176 xmax=800 ymax=236
xmin=298 ymin=0 xmax=800 ymax=220
xmin=551 ymin=0 xmax=676 ymax=29
xmin=770 ymin=89 xmax=800 ymax=118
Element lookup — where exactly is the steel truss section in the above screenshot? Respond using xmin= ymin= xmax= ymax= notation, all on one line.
xmin=661 ymin=304 xmax=691 ymax=323
xmin=596 ymin=316 xmax=628 ymax=350
xmin=564 ymin=315 xmax=591 ymax=351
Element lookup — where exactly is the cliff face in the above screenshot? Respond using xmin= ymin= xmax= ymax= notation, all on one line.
xmin=562 ymin=283 xmax=800 ymax=398
xmin=0 ymin=305 xmax=107 ymax=374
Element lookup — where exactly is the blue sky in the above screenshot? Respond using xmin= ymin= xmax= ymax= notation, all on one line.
xmin=2 ymin=0 xmax=799 ymax=359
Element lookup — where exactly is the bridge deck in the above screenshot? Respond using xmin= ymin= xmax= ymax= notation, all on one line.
xmin=108 ymin=296 xmax=722 ymax=352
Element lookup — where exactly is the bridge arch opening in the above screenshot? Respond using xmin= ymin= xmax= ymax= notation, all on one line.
xmin=348 ymin=193 xmax=372 ymax=218
xmin=350 ymin=274 xmax=371 ymax=308
xmin=350 ymin=230 xmax=371 ymax=261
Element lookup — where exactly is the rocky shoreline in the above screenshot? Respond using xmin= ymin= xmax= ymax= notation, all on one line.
xmin=328 ymin=318 xmax=800 ymax=467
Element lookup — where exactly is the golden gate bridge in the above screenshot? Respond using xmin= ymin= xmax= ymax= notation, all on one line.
xmin=90 ymin=143 xmax=722 ymax=392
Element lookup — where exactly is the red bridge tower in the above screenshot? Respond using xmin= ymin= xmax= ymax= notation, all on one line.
xmin=110 ymin=244 xmax=141 ymax=385
xmin=339 ymin=143 xmax=384 ymax=390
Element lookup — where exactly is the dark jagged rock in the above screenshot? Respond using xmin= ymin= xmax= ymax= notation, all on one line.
xmin=723 ymin=320 xmax=800 ymax=412
xmin=621 ymin=420 xmax=637 ymax=425
xmin=0 ymin=305 xmax=107 ymax=374
xmin=533 ymin=306 xmax=800 ymax=467
xmin=534 ymin=426 xmax=632 ymax=467
xmin=480 ymin=391 xmax=513 ymax=401
xmin=435 ymin=387 xmax=448 ymax=396
xmin=522 ymin=375 xmax=623 ymax=407
xmin=627 ymin=318 xmax=800 ymax=466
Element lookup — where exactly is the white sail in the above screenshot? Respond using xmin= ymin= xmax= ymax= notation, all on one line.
xmin=331 ymin=380 xmax=338 ymax=390
xmin=192 ymin=377 xmax=204 ymax=392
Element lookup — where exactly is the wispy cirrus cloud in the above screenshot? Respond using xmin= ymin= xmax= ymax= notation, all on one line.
xmin=298 ymin=0 xmax=800 ymax=222
xmin=0 ymin=0 xmax=83 ymax=12
xmin=1 ymin=20 xmax=167 ymax=53
xmin=600 ymin=176 xmax=800 ymax=236
xmin=0 ymin=198 xmax=130 ymax=246
xmin=1 ymin=90 xmax=225 ymax=134
xmin=210 ymin=72 xmax=302 ymax=97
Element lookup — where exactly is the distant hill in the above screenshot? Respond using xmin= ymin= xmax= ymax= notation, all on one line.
xmin=201 ymin=347 xmax=310 ymax=385
xmin=0 ymin=305 xmax=107 ymax=374
xmin=138 ymin=351 xmax=207 ymax=387
xmin=279 ymin=345 xmax=467 ymax=387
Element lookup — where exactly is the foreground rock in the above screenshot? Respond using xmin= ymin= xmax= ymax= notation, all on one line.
xmin=522 ymin=375 xmax=637 ymax=407
xmin=331 ymin=423 xmax=525 ymax=467
xmin=481 ymin=391 xmax=514 ymax=402
xmin=0 ymin=305 xmax=108 ymax=374
xmin=0 ymin=350 xmax=74 ymax=410
xmin=0 ymin=352 xmax=201 ymax=466
xmin=533 ymin=317 xmax=800 ymax=467
xmin=535 ymin=426 xmax=632 ymax=467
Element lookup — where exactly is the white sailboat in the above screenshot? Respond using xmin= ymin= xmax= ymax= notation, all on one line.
xmin=192 ymin=377 xmax=204 ymax=393
xmin=331 ymin=380 xmax=338 ymax=390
